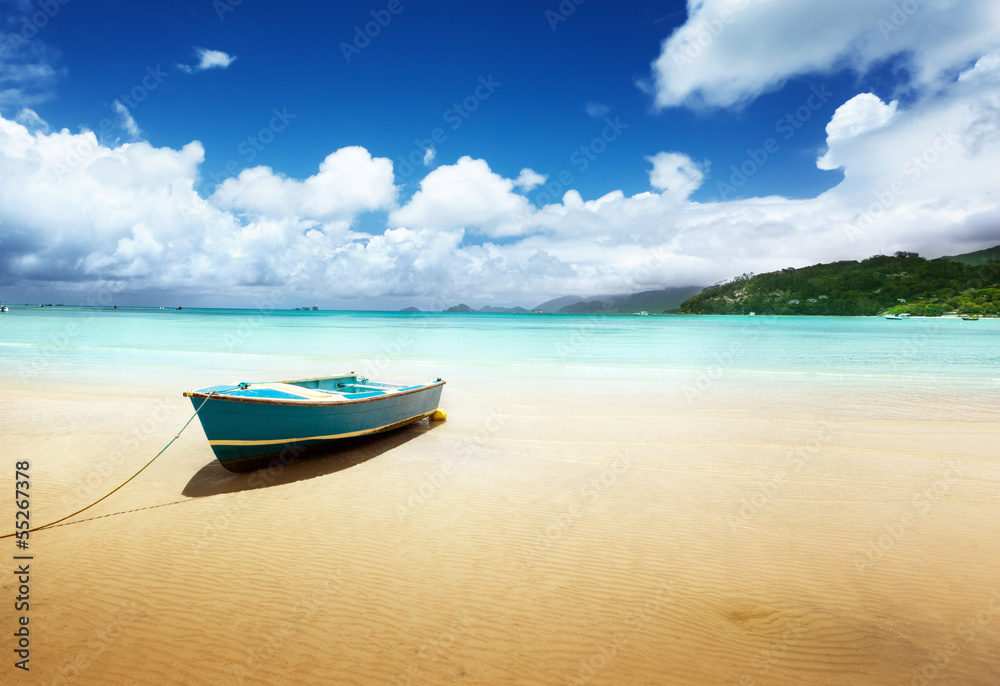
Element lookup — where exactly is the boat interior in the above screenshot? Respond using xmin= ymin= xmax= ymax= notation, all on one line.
xmin=191 ymin=374 xmax=432 ymax=401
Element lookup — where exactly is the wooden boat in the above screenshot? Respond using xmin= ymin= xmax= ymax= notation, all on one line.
xmin=185 ymin=373 xmax=445 ymax=472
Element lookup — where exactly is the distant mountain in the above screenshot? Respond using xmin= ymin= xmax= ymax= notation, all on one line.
xmin=615 ymin=286 xmax=706 ymax=313
xmin=558 ymin=300 xmax=613 ymax=314
xmin=439 ymin=286 xmax=706 ymax=315
xmin=556 ymin=286 xmax=705 ymax=314
xmin=443 ymin=303 xmax=532 ymax=313
xmin=941 ymin=244 xmax=1000 ymax=266
xmin=400 ymin=306 xmax=420 ymax=312
xmin=478 ymin=306 xmax=531 ymax=313
xmin=532 ymin=295 xmax=585 ymax=313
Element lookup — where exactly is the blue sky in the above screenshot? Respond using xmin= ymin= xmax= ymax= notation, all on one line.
xmin=1 ymin=0 xmax=999 ymax=308
xmin=33 ymin=1 xmax=839 ymax=201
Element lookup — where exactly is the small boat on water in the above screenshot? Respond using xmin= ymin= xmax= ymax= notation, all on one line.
xmin=185 ymin=373 xmax=445 ymax=472
xmin=961 ymin=314 xmax=980 ymax=320
xmin=884 ymin=313 xmax=910 ymax=319
xmin=0 ymin=302 xmax=8 ymax=313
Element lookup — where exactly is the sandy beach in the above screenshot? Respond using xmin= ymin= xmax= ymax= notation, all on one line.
xmin=2 ymin=360 xmax=998 ymax=686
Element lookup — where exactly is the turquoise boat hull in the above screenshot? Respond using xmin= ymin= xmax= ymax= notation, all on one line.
xmin=185 ymin=373 xmax=445 ymax=472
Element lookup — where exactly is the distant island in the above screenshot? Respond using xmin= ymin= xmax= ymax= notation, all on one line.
xmin=679 ymin=248 xmax=1000 ymax=316
xmin=436 ymin=286 xmax=704 ymax=315
xmin=543 ymin=286 xmax=703 ymax=314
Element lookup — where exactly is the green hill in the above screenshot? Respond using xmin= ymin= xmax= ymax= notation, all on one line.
xmin=941 ymin=245 xmax=1000 ymax=266
xmin=680 ymin=250 xmax=1000 ymax=316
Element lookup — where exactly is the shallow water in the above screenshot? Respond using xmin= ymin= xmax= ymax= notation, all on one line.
xmin=3 ymin=306 xmax=998 ymax=383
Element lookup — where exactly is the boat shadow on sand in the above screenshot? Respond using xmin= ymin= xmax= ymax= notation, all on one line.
xmin=181 ymin=419 xmax=442 ymax=498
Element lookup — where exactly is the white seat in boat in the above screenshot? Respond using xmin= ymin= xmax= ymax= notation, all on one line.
xmin=262 ymin=383 xmax=336 ymax=399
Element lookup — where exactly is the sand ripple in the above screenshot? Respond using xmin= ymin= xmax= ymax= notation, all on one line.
xmin=2 ymin=375 xmax=998 ymax=685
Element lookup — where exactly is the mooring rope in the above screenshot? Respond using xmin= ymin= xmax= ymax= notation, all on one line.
xmin=1 ymin=391 xmax=215 ymax=539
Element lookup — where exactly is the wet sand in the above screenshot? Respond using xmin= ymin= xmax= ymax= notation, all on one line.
xmin=2 ymin=369 xmax=998 ymax=685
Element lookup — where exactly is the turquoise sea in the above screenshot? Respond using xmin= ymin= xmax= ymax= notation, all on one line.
xmin=1 ymin=307 xmax=997 ymax=398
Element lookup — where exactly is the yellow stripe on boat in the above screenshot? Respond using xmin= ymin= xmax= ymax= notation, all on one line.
xmin=208 ymin=411 xmax=435 ymax=446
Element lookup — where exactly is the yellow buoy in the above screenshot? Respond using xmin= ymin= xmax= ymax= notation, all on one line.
xmin=431 ymin=409 xmax=447 ymax=421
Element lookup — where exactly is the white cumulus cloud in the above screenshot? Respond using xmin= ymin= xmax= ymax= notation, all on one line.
xmin=514 ymin=168 xmax=547 ymax=191
xmin=825 ymin=93 xmax=899 ymax=143
xmin=210 ymin=146 xmax=396 ymax=221
xmin=189 ymin=48 xmax=238 ymax=72
xmin=647 ymin=152 xmax=706 ymax=201
xmin=389 ymin=157 xmax=535 ymax=238
xmin=0 ymin=112 xmax=405 ymax=303
xmin=817 ymin=93 xmax=898 ymax=170
xmin=958 ymin=47 xmax=1000 ymax=83
xmin=650 ymin=0 xmax=1000 ymax=109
